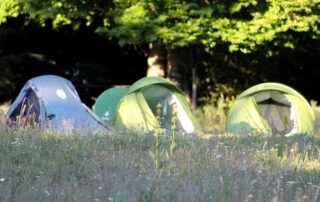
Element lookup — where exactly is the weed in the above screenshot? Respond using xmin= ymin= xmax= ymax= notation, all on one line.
xmin=169 ymin=103 xmax=177 ymax=158
xmin=149 ymin=102 xmax=164 ymax=168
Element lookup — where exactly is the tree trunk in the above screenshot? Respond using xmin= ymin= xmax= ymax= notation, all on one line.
xmin=146 ymin=44 xmax=197 ymax=108
xmin=146 ymin=43 xmax=166 ymax=77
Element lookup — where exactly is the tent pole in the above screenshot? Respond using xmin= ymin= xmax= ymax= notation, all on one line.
xmin=192 ymin=67 xmax=197 ymax=110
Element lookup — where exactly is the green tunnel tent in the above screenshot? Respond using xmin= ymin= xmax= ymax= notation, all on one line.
xmin=93 ymin=87 xmax=128 ymax=124
xmin=226 ymin=83 xmax=315 ymax=136
xmin=114 ymin=77 xmax=200 ymax=134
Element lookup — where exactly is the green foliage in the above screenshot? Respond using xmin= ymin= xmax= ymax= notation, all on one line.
xmin=0 ymin=0 xmax=20 ymax=24
xmin=100 ymin=0 xmax=212 ymax=47
xmin=210 ymin=0 xmax=320 ymax=53
xmin=1 ymin=0 xmax=319 ymax=52
xmin=104 ymin=0 xmax=320 ymax=52
xmin=0 ymin=0 xmax=112 ymax=29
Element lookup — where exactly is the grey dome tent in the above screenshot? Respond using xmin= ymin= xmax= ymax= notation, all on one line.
xmin=7 ymin=75 xmax=112 ymax=133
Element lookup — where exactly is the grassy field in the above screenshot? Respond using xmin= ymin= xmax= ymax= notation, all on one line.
xmin=1 ymin=104 xmax=320 ymax=201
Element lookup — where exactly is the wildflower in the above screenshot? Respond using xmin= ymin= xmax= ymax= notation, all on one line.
xmin=169 ymin=103 xmax=178 ymax=157
xmin=108 ymin=197 xmax=113 ymax=202
xmin=156 ymin=103 xmax=162 ymax=122
xmin=44 ymin=189 xmax=50 ymax=196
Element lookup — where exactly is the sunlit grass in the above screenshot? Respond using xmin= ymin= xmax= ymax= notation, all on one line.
xmin=1 ymin=103 xmax=320 ymax=201
xmin=0 ymin=102 xmax=9 ymax=115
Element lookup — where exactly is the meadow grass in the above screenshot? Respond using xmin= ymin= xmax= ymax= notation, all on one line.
xmin=1 ymin=104 xmax=320 ymax=201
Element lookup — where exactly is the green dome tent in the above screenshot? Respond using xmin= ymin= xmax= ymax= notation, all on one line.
xmin=226 ymin=83 xmax=315 ymax=136
xmin=114 ymin=77 xmax=200 ymax=134
xmin=93 ymin=87 xmax=128 ymax=124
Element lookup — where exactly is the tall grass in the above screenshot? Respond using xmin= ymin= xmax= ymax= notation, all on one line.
xmin=1 ymin=103 xmax=320 ymax=201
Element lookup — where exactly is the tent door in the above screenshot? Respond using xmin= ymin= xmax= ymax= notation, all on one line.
xmin=142 ymin=85 xmax=176 ymax=130
xmin=9 ymin=89 xmax=40 ymax=125
xmin=257 ymin=98 xmax=293 ymax=135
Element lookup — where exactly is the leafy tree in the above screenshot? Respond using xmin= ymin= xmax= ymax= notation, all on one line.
xmin=2 ymin=0 xmax=319 ymax=57
xmin=1 ymin=0 xmax=320 ymax=103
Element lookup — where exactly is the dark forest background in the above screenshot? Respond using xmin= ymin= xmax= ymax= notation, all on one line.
xmin=0 ymin=1 xmax=320 ymax=107
xmin=0 ymin=17 xmax=148 ymax=106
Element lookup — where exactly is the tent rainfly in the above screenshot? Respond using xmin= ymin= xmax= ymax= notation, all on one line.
xmin=113 ymin=77 xmax=200 ymax=134
xmin=93 ymin=87 xmax=129 ymax=124
xmin=7 ymin=75 xmax=111 ymax=133
xmin=226 ymin=82 xmax=315 ymax=136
